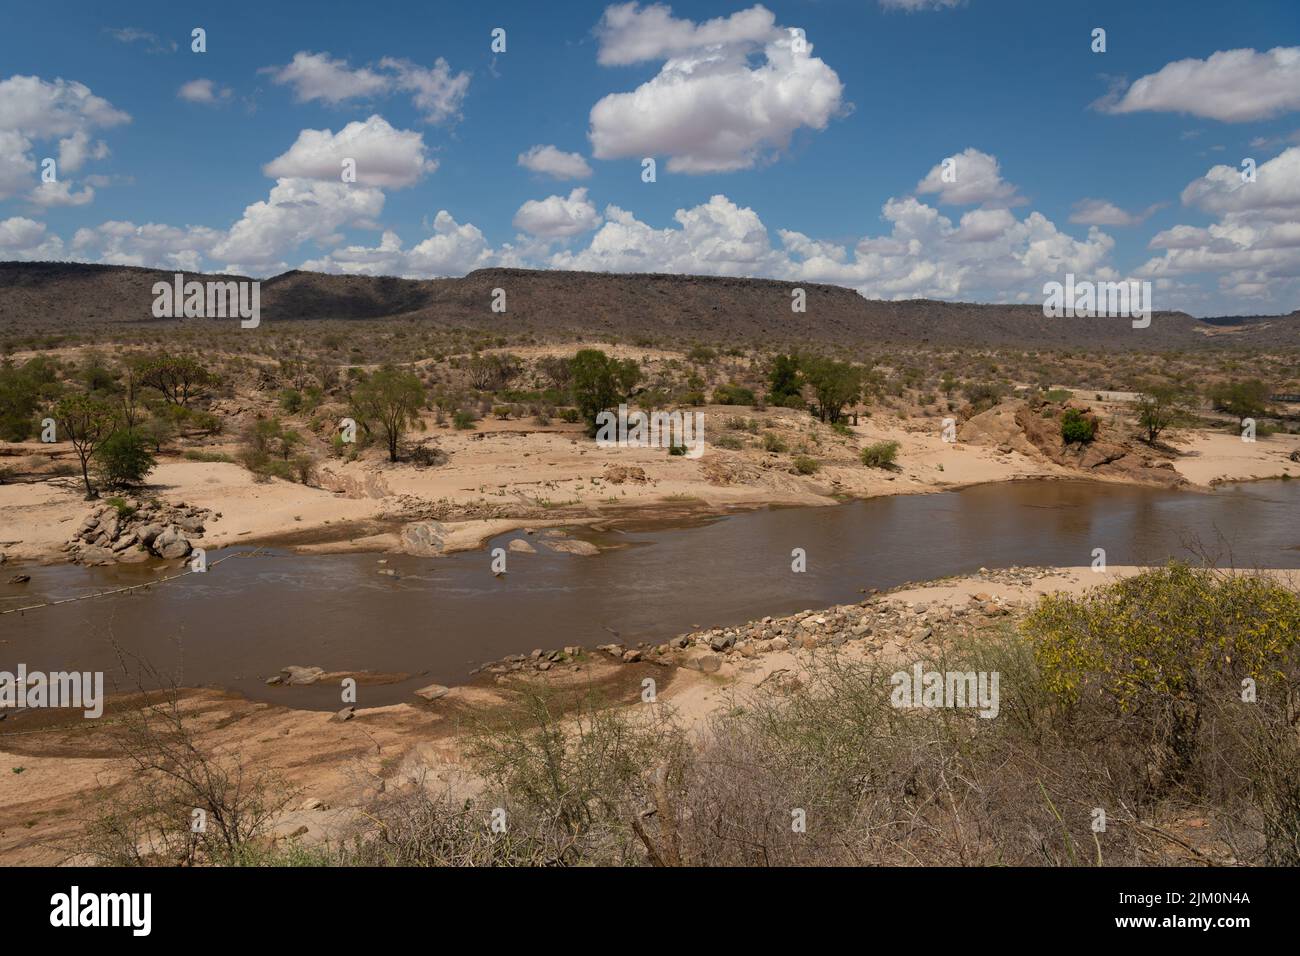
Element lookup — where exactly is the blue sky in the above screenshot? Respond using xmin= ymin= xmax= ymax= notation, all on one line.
xmin=1 ymin=0 xmax=1298 ymax=316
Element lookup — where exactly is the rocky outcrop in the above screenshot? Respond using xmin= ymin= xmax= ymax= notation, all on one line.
xmin=471 ymin=566 xmax=1066 ymax=683
xmin=960 ymin=399 xmax=1185 ymax=487
xmin=399 ymin=520 xmax=449 ymax=556
xmin=541 ymin=537 xmax=599 ymax=556
xmin=603 ymin=465 xmax=648 ymax=484
xmin=64 ymin=499 xmax=212 ymax=565
xmin=267 ymin=665 xmax=326 ymax=686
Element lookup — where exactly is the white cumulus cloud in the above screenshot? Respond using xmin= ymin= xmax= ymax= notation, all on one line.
xmin=178 ymin=78 xmax=233 ymax=104
xmin=513 ymin=188 xmax=602 ymax=238
xmin=263 ymin=115 xmax=437 ymax=188
xmin=588 ymin=3 xmax=845 ymax=173
xmin=1069 ymin=198 xmax=1160 ymax=227
xmin=265 ymin=52 xmax=470 ymax=124
xmin=916 ymin=148 xmax=1025 ymax=207
xmin=518 ymin=144 xmax=593 ymax=180
xmin=1099 ymin=47 xmax=1300 ymax=122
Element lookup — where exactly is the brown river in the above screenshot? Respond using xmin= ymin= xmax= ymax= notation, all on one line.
xmin=2 ymin=479 xmax=1298 ymax=709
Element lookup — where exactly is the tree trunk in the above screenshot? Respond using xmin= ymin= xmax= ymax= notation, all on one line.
xmin=78 ymin=453 xmax=96 ymax=499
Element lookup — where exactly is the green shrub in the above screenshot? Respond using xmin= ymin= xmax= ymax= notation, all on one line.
xmin=93 ymin=430 xmax=156 ymax=488
xmin=1060 ymin=408 xmax=1096 ymax=444
xmin=279 ymin=389 xmax=303 ymax=414
xmin=860 ymin=440 xmax=900 ymax=469
xmin=792 ymin=454 xmax=819 ymax=475
xmin=712 ymin=384 xmax=756 ymax=406
xmin=762 ymin=432 xmax=788 ymax=453
xmin=183 ymin=449 xmax=234 ymax=463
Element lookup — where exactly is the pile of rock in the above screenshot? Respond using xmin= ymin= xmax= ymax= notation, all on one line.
xmin=64 ymin=499 xmax=212 ymax=565
xmin=476 ymin=645 xmax=589 ymax=677
xmin=470 ymin=578 xmax=1041 ymax=684
xmin=573 ymin=589 xmax=1028 ymax=675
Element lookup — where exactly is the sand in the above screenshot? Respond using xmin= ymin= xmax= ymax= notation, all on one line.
xmin=0 ymin=406 xmax=1073 ymax=564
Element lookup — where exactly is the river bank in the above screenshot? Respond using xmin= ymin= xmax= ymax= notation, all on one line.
xmin=3 ymin=404 xmax=1298 ymax=569
xmin=5 ymin=561 xmax=1296 ymax=866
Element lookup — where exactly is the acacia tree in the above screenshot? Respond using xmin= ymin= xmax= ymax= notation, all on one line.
xmin=350 ymin=367 xmax=425 ymax=462
xmin=537 ymin=356 xmax=573 ymax=390
xmin=1211 ymin=379 xmax=1270 ymax=427
xmin=54 ymin=394 xmax=117 ymax=499
xmin=802 ymin=357 xmax=862 ymax=424
xmin=119 ymin=366 xmax=142 ymax=431
xmin=766 ymin=353 xmax=803 ymax=407
xmin=570 ymin=349 xmax=641 ymax=432
xmin=138 ymin=355 xmax=214 ymax=407
xmin=1135 ymin=384 xmax=1186 ymax=444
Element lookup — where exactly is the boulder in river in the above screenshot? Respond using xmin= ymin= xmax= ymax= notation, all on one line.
xmin=153 ymin=526 xmax=192 ymax=559
xmin=280 ymin=665 xmax=326 ymax=686
xmin=400 ymin=521 xmax=448 ymax=557
xmin=542 ymin=538 xmax=599 ymax=556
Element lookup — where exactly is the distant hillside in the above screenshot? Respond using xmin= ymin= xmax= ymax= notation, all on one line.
xmin=2 ymin=261 xmax=1298 ymax=351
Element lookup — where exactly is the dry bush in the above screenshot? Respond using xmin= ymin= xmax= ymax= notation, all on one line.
xmin=79 ymin=676 xmax=295 ymax=866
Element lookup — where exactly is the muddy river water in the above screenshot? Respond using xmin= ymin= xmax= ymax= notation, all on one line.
xmin=3 ymin=479 xmax=1298 ymax=709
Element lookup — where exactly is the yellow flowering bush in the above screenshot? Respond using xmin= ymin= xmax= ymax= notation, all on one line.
xmin=1025 ymin=562 xmax=1300 ymax=710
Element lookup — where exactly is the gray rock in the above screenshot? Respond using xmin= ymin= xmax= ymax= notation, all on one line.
xmin=111 ymin=532 xmax=138 ymax=552
xmin=135 ymin=523 xmax=163 ymax=547
xmin=400 ymin=521 xmax=448 ymax=556
xmin=681 ymin=650 xmax=722 ymax=674
xmin=414 ymin=683 xmax=450 ymax=701
xmin=542 ymin=538 xmax=599 ymax=556
xmin=281 ymin=665 xmax=325 ymax=686
xmin=176 ymin=515 xmax=206 ymax=534
xmin=709 ymin=632 xmax=736 ymax=652
xmin=153 ymin=526 xmax=192 ymax=559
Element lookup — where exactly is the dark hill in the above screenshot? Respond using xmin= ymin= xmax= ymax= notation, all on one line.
xmin=2 ymin=261 xmax=1297 ymax=350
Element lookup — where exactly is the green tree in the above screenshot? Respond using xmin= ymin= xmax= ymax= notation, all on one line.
xmin=53 ymin=394 xmax=117 ymax=498
xmin=0 ymin=356 xmax=60 ymax=441
xmin=1210 ymin=379 xmax=1270 ymax=426
xmin=137 ymin=355 xmax=214 ymax=407
xmin=350 ymin=366 xmax=425 ymax=462
xmin=570 ymin=349 xmax=641 ymax=432
xmin=94 ymin=430 xmax=156 ymax=488
xmin=1134 ymin=384 xmax=1186 ymax=444
xmin=767 ymin=354 xmax=803 ymax=407
xmin=802 ymin=357 xmax=861 ymax=424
